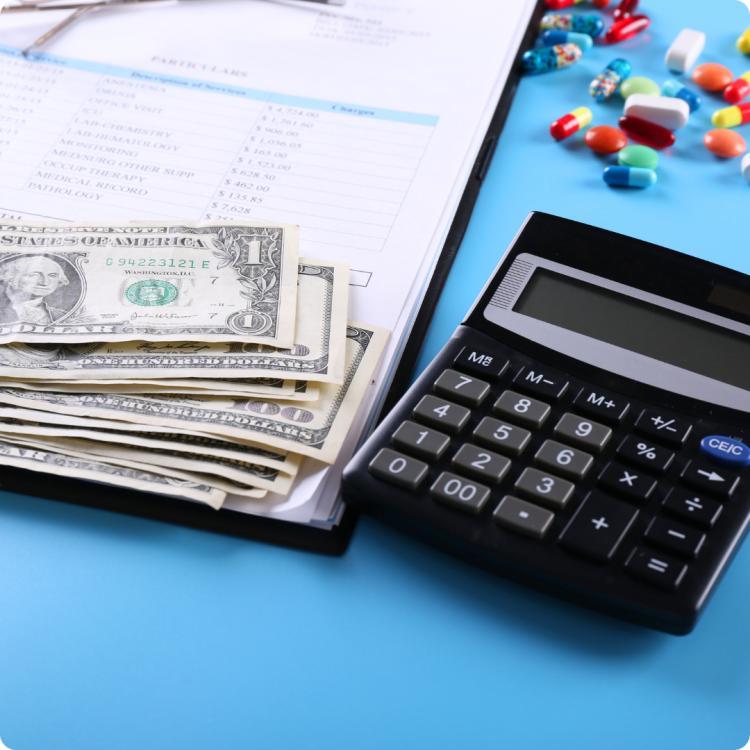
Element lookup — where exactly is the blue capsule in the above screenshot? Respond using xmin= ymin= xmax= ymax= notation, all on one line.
xmin=662 ymin=79 xmax=702 ymax=113
xmin=540 ymin=13 xmax=605 ymax=38
xmin=603 ymin=166 xmax=658 ymax=189
xmin=541 ymin=30 xmax=594 ymax=52
xmin=522 ymin=44 xmax=582 ymax=75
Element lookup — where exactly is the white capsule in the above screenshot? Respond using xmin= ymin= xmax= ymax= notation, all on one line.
xmin=665 ymin=28 xmax=706 ymax=74
xmin=743 ymin=153 xmax=750 ymax=184
xmin=624 ymin=94 xmax=690 ymax=130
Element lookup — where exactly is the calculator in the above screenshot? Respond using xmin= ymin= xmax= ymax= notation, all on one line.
xmin=342 ymin=212 xmax=750 ymax=635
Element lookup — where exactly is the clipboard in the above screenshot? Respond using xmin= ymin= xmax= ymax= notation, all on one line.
xmin=0 ymin=2 xmax=545 ymax=554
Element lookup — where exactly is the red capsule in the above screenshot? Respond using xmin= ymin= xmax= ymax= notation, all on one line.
xmin=619 ymin=115 xmax=676 ymax=150
xmin=551 ymin=107 xmax=593 ymax=141
xmin=724 ymin=73 xmax=750 ymax=105
xmin=606 ymin=14 xmax=650 ymax=44
xmin=592 ymin=0 xmax=611 ymax=6
xmin=545 ymin=0 xmax=610 ymax=6
xmin=613 ymin=0 xmax=639 ymax=20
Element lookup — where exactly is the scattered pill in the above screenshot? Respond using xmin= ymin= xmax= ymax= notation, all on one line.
xmin=742 ymin=153 xmax=750 ymax=182
xmin=550 ymin=107 xmax=593 ymax=140
xmin=585 ymin=125 xmax=628 ymax=154
xmin=665 ymin=29 xmax=706 ymax=74
xmin=712 ymin=102 xmax=750 ymax=128
xmin=545 ymin=0 xmax=611 ymax=5
xmin=618 ymin=144 xmax=659 ymax=169
xmin=613 ymin=0 xmax=638 ymax=21
xmin=540 ymin=13 xmax=605 ymax=38
xmin=605 ymin=14 xmax=650 ymax=44
xmin=624 ymin=94 xmax=690 ymax=130
xmin=692 ymin=63 xmax=733 ymax=92
xmin=590 ymin=58 xmax=632 ymax=102
xmin=620 ymin=76 xmax=660 ymax=98
xmin=541 ymin=30 xmax=594 ymax=52
xmin=724 ymin=73 xmax=750 ymax=104
xmin=522 ymin=44 xmax=582 ymax=74
xmin=619 ymin=115 xmax=676 ymax=150
xmin=704 ymin=128 xmax=747 ymax=158
xmin=737 ymin=27 xmax=750 ymax=55
xmin=603 ymin=165 xmax=657 ymax=188
xmin=662 ymin=79 xmax=702 ymax=112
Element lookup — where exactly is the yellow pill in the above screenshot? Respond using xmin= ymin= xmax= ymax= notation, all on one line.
xmin=738 ymin=27 xmax=750 ymax=56
xmin=712 ymin=103 xmax=750 ymax=128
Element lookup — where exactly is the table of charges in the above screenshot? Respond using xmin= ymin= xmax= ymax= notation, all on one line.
xmin=0 ymin=49 xmax=437 ymax=256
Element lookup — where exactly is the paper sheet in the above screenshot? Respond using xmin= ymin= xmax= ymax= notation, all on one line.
xmin=0 ymin=0 xmax=537 ymax=527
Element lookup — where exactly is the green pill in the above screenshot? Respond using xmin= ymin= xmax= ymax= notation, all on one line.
xmin=618 ymin=144 xmax=659 ymax=170
xmin=620 ymin=76 xmax=661 ymax=99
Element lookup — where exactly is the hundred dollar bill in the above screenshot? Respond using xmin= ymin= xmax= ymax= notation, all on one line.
xmin=0 ymin=437 xmax=226 ymax=508
xmin=0 ymin=378 xmax=320 ymax=401
xmin=0 ymin=324 xmax=388 ymax=463
xmin=0 ymin=258 xmax=347 ymax=383
xmin=0 ymin=223 xmax=298 ymax=346
xmin=8 ymin=434 xmax=297 ymax=496
xmin=0 ymin=413 xmax=296 ymax=471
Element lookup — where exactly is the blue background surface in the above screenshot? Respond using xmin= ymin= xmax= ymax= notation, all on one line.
xmin=2 ymin=2 xmax=750 ymax=749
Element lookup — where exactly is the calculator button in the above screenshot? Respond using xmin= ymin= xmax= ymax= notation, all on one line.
xmin=663 ymin=489 xmax=722 ymax=529
xmin=514 ymin=467 xmax=574 ymax=510
xmin=473 ymin=417 xmax=531 ymax=455
xmin=644 ymin=518 xmax=706 ymax=559
xmin=452 ymin=444 xmax=511 ymax=484
xmin=598 ymin=462 xmax=657 ymax=504
xmin=635 ymin=410 xmax=692 ymax=447
xmin=453 ymin=346 xmax=508 ymax=379
xmin=413 ymin=395 xmax=471 ymax=434
xmin=626 ymin=548 xmax=687 ymax=591
xmin=392 ymin=420 xmax=450 ymax=461
xmin=493 ymin=495 xmax=555 ymax=539
xmin=369 ymin=448 xmax=429 ymax=490
xmin=559 ymin=492 xmax=638 ymax=562
xmin=431 ymin=472 xmax=491 ymax=514
xmin=534 ymin=440 xmax=594 ymax=480
xmin=616 ymin=436 xmax=674 ymax=473
xmin=699 ymin=434 xmax=750 ymax=468
xmin=681 ymin=460 xmax=740 ymax=498
xmin=493 ymin=390 xmax=551 ymax=429
xmin=574 ymin=388 xmax=630 ymax=423
xmin=553 ymin=413 xmax=612 ymax=453
xmin=433 ymin=369 xmax=490 ymax=407
xmin=513 ymin=367 xmax=568 ymax=400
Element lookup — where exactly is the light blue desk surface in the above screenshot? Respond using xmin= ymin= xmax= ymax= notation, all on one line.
xmin=2 ymin=3 xmax=750 ymax=749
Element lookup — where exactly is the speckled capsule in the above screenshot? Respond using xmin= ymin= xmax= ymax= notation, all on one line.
xmin=541 ymin=30 xmax=594 ymax=52
xmin=522 ymin=43 xmax=582 ymax=75
xmin=590 ymin=58 xmax=632 ymax=102
xmin=540 ymin=13 xmax=605 ymax=38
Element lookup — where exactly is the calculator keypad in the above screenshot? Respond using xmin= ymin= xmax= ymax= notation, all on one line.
xmin=357 ymin=330 xmax=748 ymax=628
xmin=493 ymin=390 xmax=550 ymax=429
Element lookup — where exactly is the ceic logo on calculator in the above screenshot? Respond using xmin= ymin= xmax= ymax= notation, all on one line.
xmin=343 ymin=213 xmax=750 ymax=634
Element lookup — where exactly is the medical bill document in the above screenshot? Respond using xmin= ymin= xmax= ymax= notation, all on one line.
xmin=0 ymin=0 xmax=537 ymax=529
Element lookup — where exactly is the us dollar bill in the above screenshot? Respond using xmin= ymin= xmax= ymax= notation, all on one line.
xmin=0 ymin=378 xmax=320 ymax=401
xmin=0 ymin=324 xmax=388 ymax=463
xmin=0 ymin=258 xmax=347 ymax=383
xmin=0 ymin=437 xmax=226 ymax=508
xmin=8 ymin=435 xmax=297 ymax=496
xmin=0 ymin=413 xmax=296 ymax=471
xmin=0 ymin=223 xmax=298 ymax=346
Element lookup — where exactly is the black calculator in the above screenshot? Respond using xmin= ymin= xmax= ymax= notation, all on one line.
xmin=342 ymin=212 xmax=750 ymax=635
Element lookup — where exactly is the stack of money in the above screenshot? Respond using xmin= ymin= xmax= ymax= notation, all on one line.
xmin=0 ymin=223 xmax=387 ymax=509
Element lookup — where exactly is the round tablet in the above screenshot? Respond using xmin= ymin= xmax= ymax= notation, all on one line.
xmin=618 ymin=144 xmax=659 ymax=170
xmin=691 ymin=63 xmax=733 ymax=92
xmin=704 ymin=128 xmax=747 ymax=158
xmin=584 ymin=125 xmax=627 ymax=154
xmin=620 ymin=76 xmax=660 ymax=99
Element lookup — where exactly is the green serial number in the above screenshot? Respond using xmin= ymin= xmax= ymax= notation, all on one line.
xmin=106 ymin=258 xmax=211 ymax=269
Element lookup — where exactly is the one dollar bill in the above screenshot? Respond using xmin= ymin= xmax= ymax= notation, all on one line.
xmin=0 ymin=223 xmax=299 ymax=346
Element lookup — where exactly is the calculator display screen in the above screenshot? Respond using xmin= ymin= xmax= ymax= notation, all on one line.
xmin=514 ymin=269 xmax=749 ymax=391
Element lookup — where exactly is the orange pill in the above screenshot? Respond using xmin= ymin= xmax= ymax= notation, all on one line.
xmin=584 ymin=125 xmax=628 ymax=154
xmin=704 ymin=128 xmax=747 ymax=158
xmin=692 ymin=63 xmax=734 ymax=92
